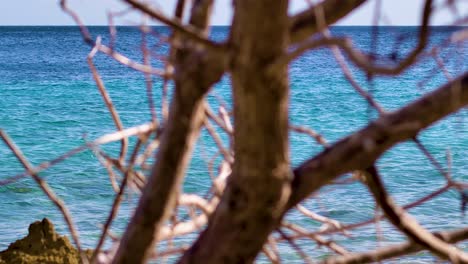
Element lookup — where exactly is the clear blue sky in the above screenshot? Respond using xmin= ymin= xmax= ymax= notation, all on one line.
xmin=0 ymin=0 xmax=466 ymax=26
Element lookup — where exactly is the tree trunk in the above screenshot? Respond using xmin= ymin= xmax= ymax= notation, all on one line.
xmin=112 ymin=1 xmax=225 ymax=263
xmin=179 ymin=1 xmax=291 ymax=263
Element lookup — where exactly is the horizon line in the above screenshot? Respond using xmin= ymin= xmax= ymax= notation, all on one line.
xmin=0 ymin=24 xmax=466 ymax=27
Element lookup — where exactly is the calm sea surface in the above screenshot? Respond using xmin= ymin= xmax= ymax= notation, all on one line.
xmin=0 ymin=26 xmax=467 ymax=262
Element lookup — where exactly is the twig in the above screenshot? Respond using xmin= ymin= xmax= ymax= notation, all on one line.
xmin=286 ymin=183 xmax=452 ymax=239
xmin=141 ymin=23 xmax=159 ymax=124
xmin=88 ymin=38 xmax=128 ymax=164
xmin=203 ymin=118 xmax=233 ymax=163
xmin=364 ymin=166 xmax=468 ymax=262
xmin=2 ymin=122 xmax=156 ymax=186
xmin=0 ymin=130 xmax=86 ymax=263
xmin=204 ymin=103 xmax=232 ymax=135
xmin=322 ymin=226 xmax=468 ymax=264
xmin=413 ymin=137 xmax=453 ymax=184
xmin=297 ymin=205 xmax=347 ymax=234
xmin=262 ymin=245 xmax=280 ymax=264
xmin=282 ymin=222 xmax=349 ymax=256
xmin=290 ymin=125 xmax=328 ymax=147
xmin=123 ymin=0 xmax=223 ymax=51
xmin=277 ymin=229 xmax=313 ymax=264
xmin=279 ymin=0 xmax=434 ymax=76
xmin=60 ymin=0 xmax=169 ymax=77
xmin=92 ymin=137 xmax=146 ymax=261
xmin=135 ymin=135 xmax=160 ymax=167
xmin=95 ymin=148 xmax=121 ymax=193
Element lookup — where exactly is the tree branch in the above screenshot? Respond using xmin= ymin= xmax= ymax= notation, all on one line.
xmin=88 ymin=39 xmax=128 ymax=164
xmin=60 ymin=0 xmax=169 ymax=77
xmin=286 ymin=0 xmax=433 ymax=76
xmin=322 ymin=226 xmax=468 ymax=264
xmin=363 ymin=166 xmax=468 ymax=262
xmin=289 ymin=0 xmax=368 ymax=44
xmin=288 ymin=71 xmax=468 ymax=209
xmin=179 ymin=1 xmax=292 ymax=262
xmin=112 ymin=0 xmax=225 ymax=262
xmin=123 ymin=0 xmax=223 ymax=51
xmin=0 ymin=130 xmax=86 ymax=263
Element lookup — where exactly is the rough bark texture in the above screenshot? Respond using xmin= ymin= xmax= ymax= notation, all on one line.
xmin=112 ymin=1 xmax=225 ymax=263
xmin=178 ymin=1 xmax=291 ymax=263
xmin=108 ymin=0 xmax=468 ymax=262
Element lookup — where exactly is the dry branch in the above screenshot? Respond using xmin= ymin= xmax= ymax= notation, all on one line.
xmin=112 ymin=0 xmax=226 ymax=262
xmin=0 ymin=130 xmax=86 ymax=263
xmin=286 ymin=0 xmax=433 ymax=76
xmin=92 ymin=138 xmax=146 ymax=262
xmin=288 ymin=72 xmax=468 ymax=209
xmin=323 ymin=227 xmax=468 ymax=264
xmin=179 ymin=1 xmax=292 ymax=262
xmin=61 ymin=0 xmax=169 ymax=77
xmin=88 ymin=39 xmax=128 ymax=164
xmin=289 ymin=0 xmax=368 ymax=44
xmin=123 ymin=0 xmax=222 ymax=51
xmin=290 ymin=125 xmax=328 ymax=147
xmin=34 ymin=1 xmax=468 ymax=263
xmin=364 ymin=166 xmax=468 ymax=262
xmin=1 ymin=122 xmax=156 ymax=187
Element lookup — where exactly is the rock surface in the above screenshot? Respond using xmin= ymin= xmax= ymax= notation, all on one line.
xmin=0 ymin=218 xmax=81 ymax=264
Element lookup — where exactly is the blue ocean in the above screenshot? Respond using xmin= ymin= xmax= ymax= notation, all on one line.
xmin=0 ymin=26 xmax=467 ymax=262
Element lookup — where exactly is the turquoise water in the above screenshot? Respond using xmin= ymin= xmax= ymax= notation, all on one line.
xmin=0 ymin=26 xmax=467 ymax=261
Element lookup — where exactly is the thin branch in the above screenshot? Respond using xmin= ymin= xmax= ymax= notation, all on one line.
xmin=289 ymin=0 xmax=368 ymax=44
xmin=150 ymin=246 xmax=190 ymax=259
xmin=92 ymin=138 xmax=146 ymax=262
xmin=364 ymin=166 xmax=468 ymax=262
xmin=0 ymin=144 xmax=88 ymax=186
xmin=290 ymin=125 xmax=328 ymax=147
xmin=60 ymin=0 xmax=169 ymax=77
xmin=308 ymin=0 xmax=385 ymax=116
xmin=282 ymin=222 xmax=349 ymax=256
xmin=123 ymin=0 xmax=223 ymax=51
xmin=264 ymin=236 xmax=280 ymax=264
xmin=95 ymin=148 xmax=121 ymax=193
xmin=94 ymin=122 xmax=156 ymax=146
xmin=322 ymin=226 xmax=468 ymax=264
xmin=262 ymin=245 xmax=280 ymax=264
xmin=59 ymin=0 xmax=93 ymax=44
xmin=204 ymin=103 xmax=232 ymax=135
xmin=277 ymin=229 xmax=313 ymax=264
xmin=288 ymin=72 xmax=468 ymax=209
xmin=413 ymin=137 xmax=453 ymax=184
xmin=88 ymin=38 xmax=128 ymax=164
xmin=431 ymin=48 xmax=453 ymax=80
xmin=97 ymin=43 xmax=171 ymax=77
xmin=112 ymin=0 xmax=222 ymax=261
xmin=286 ymin=183 xmax=452 ymax=240
xmin=203 ymin=118 xmax=233 ymax=163
xmin=157 ymin=194 xmax=219 ymax=242
xmin=0 ymin=130 xmax=86 ymax=263
xmin=2 ymin=122 xmax=156 ymax=186
xmin=141 ymin=24 xmax=159 ymax=124
xmin=297 ymin=205 xmax=347 ymax=234
xmin=284 ymin=0 xmax=433 ymax=76
xmin=160 ymin=0 xmax=186 ymax=125
xmin=321 ymin=29 xmax=385 ymax=115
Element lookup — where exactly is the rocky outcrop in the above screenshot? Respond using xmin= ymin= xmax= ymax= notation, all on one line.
xmin=0 ymin=218 xmax=82 ymax=264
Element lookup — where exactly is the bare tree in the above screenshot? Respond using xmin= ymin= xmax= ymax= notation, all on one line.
xmin=1 ymin=0 xmax=467 ymax=263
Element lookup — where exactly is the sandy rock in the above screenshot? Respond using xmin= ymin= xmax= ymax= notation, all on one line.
xmin=0 ymin=218 xmax=82 ymax=264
